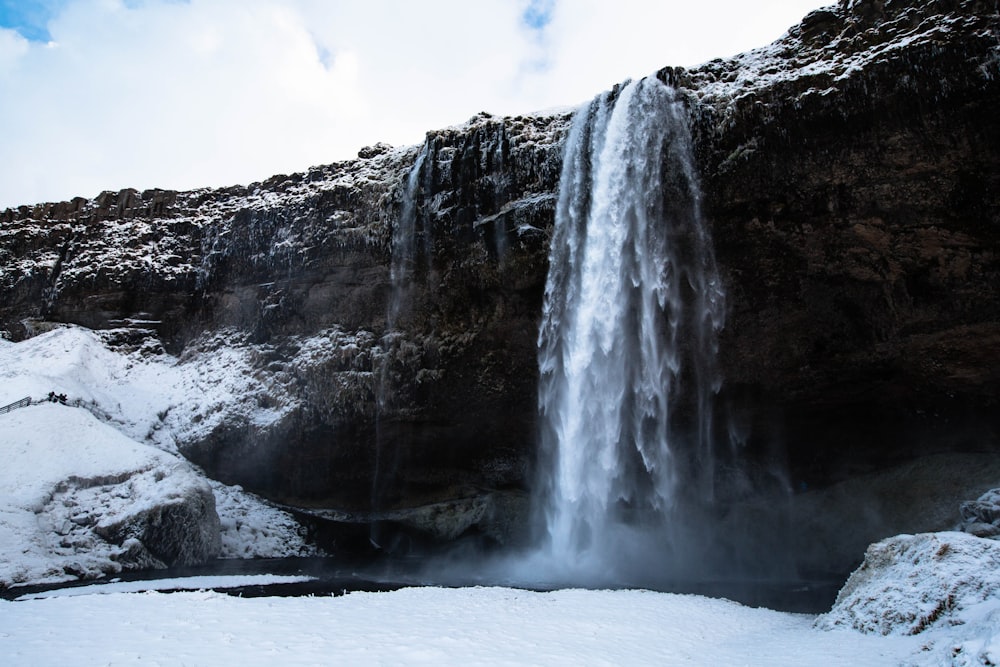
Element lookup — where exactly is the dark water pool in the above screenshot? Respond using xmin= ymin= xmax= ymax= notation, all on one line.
xmin=3 ymin=556 xmax=844 ymax=613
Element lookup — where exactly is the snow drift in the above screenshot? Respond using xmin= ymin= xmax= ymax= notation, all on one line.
xmin=0 ymin=403 xmax=219 ymax=586
xmin=818 ymin=531 xmax=1000 ymax=664
xmin=0 ymin=325 xmax=317 ymax=588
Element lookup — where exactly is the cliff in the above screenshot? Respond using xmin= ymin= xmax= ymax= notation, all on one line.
xmin=1 ymin=0 xmax=997 ymax=557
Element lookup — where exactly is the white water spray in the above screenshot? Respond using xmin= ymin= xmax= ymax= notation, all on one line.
xmin=534 ymin=77 xmax=725 ymax=582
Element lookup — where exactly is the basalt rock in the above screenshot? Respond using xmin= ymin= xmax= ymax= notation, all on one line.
xmin=0 ymin=115 xmax=568 ymax=520
xmin=0 ymin=0 xmax=997 ymax=549
xmin=682 ymin=0 xmax=1000 ymax=487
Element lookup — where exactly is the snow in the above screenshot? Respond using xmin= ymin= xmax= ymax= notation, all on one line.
xmin=688 ymin=5 xmax=991 ymax=123
xmin=7 ymin=531 xmax=1000 ymax=664
xmin=0 ymin=326 xmax=318 ymax=587
xmin=7 ymin=327 xmax=996 ymax=664
xmin=3 ymin=528 xmax=999 ymax=666
xmin=13 ymin=574 xmax=317 ymax=601
xmin=0 ymin=404 xmax=171 ymax=510
xmin=0 ymin=403 xmax=194 ymax=585
xmin=0 ymin=586 xmax=922 ymax=666
xmin=817 ymin=532 xmax=1000 ymax=664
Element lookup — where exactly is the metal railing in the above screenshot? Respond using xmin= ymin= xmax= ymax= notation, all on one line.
xmin=0 ymin=397 xmax=31 ymax=415
xmin=0 ymin=394 xmax=115 ymax=422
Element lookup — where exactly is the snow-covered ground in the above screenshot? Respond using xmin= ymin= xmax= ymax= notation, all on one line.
xmin=0 ymin=582 xmax=984 ymax=666
xmin=0 ymin=325 xmax=317 ymax=587
xmin=0 ymin=587 xmax=910 ymax=666
xmin=6 ymin=532 xmax=1000 ymax=665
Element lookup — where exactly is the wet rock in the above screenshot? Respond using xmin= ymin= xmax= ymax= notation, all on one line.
xmin=789 ymin=453 xmax=1000 ymax=576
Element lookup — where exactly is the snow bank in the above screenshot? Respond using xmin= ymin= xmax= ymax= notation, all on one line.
xmin=14 ymin=574 xmax=317 ymax=600
xmin=0 ymin=587 xmax=921 ymax=666
xmin=818 ymin=532 xmax=1000 ymax=636
xmin=0 ymin=326 xmax=317 ymax=586
xmin=0 ymin=323 xmax=295 ymax=457
xmin=0 ymin=403 xmax=219 ymax=586
xmin=817 ymin=532 xmax=1000 ymax=664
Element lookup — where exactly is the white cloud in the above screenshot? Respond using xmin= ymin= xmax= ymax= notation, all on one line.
xmin=0 ymin=0 xmax=829 ymax=208
xmin=0 ymin=27 xmax=30 ymax=75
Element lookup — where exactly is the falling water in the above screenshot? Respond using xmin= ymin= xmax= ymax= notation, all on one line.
xmin=371 ymin=145 xmax=430 ymax=545
xmin=534 ymin=77 xmax=725 ymax=582
xmin=387 ymin=146 xmax=429 ymax=332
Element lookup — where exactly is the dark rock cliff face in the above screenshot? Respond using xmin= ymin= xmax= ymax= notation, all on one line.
xmin=1 ymin=0 xmax=997 ymax=555
xmin=0 ymin=116 xmax=567 ymax=518
xmin=686 ymin=0 xmax=1000 ymax=487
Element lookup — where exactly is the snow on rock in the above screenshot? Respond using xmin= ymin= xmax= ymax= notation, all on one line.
xmin=817 ymin=532 xmax=1000 ymax=638
xmin=959 ymin=488 xmax=1000 ymax=539
xmin=13 ymin=574 xmax=318 ymax=600
xmin=211 ymin=480 xmax=319 ymax=559
xmin=0 ymin=403 xmax=219 ymax=587
xmin=0 ymin=326 xmax=318 ymax=586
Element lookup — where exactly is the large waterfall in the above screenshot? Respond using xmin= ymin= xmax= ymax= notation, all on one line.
xmin=533 ymin=76 xmax=726 ymax=583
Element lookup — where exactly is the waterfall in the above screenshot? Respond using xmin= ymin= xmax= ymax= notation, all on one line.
xmin=371 ymin=145 xmax=430 ymax=544
xmin=534 ymin=77 xmax=725 ymax=582
xmin=388 ymin=146 xmax=428 ymax=333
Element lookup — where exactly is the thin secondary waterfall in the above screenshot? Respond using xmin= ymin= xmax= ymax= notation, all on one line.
xmin=535 ymin=76 xmax=725 ymax=581
xmin=371 ymin=145 xmax=430 ymax=544
xmin=388 ymin=146 xmax=428 ymax=332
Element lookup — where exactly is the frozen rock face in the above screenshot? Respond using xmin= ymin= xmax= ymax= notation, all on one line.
xmin=0 ymin=0 xmax=997 ymax=553
xmin=0 ymin=113 xmax=566 ymax=520
xmin=90 ymin=472 xmax=222 ymax=568
xmin=48 ymin=466 xmax=221 ymax=572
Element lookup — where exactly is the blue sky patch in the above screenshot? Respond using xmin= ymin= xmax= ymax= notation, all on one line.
xmin=0 ymin=0 xmax=65 ymax=42
xmin=522 ymin=0 xmax=554 ymax=31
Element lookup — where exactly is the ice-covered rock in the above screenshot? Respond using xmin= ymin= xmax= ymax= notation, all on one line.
xmin=817 ymin=532 xmax=1000 ymax=636
xmin=959 ymin=488 xmax=1000 ymax=539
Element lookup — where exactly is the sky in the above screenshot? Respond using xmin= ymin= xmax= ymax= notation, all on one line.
xmin=0 ymin=0 xmax=829 ymax=209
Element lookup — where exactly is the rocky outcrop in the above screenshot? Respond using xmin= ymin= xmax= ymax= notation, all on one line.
xmin=0 ymin=0 xmax=997 ymax=558
xmin=0 ymin=403 xmax=222 ymax=588
xmin=52 ymin=467 xmax=222 ymax=572
xmin=817 ymin=531 xmax=1000 ymax=636
xmin=959 ymin=488 xmax=1000 ymax=538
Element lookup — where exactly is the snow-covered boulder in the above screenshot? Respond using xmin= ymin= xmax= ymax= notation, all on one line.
xmin=0 ymin=403 xmax=220 ymax=588
xmin=817 ymin=532 xmax=1000 ymax=636
xmin=959 ymin=488 xmax=1000 ymax=539
xmin=0 ymin=325 xmax=319 ymax=578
